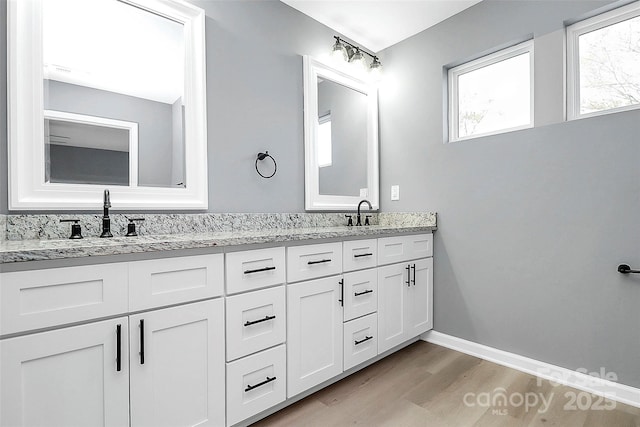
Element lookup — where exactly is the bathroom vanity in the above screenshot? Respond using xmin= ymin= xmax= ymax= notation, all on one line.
xmin=0 ymin=224 xmax=434 ymax=427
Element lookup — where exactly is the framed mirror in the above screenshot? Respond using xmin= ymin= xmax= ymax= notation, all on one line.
xmin=303 ymin=56 xmax=379 ymax=211
xmin=8 ymin=0 xmax=208 ymax=210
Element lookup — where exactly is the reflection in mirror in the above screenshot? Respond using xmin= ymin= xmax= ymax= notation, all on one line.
xmin=42 ymin=0 xmax=185 ymax=188
xmin=317 ymin=79 xmax=368 ymax=197
xmin=44 ymin=111 xmax=138 ymax=186
xmin=303 ymin=56 xmax=379 ymax=211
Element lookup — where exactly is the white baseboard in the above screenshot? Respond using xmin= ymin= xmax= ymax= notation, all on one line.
xmin=422 ymin=330 xmax=640 ymax=408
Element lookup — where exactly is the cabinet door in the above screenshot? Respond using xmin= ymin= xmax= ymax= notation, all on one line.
xmin=0 ymin=317 xmax=130 ymax=427
xmin=129 ymin=299 xmax=225 ymax=427
xmin=377 ymin=263 xmax=410 ymax=354
xmin=287 ymin=276 xmax=343 ymax=398
xmin=408 ymin=258 xmax=433 ymax=337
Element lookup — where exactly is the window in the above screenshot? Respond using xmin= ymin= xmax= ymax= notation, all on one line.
xmin=567 ymin=2 xmax=640 ymax=119
xmin=448 ymin=40 xmax=534 ymax=142
xmin=318 ymin=113 xmax=332 ymax=167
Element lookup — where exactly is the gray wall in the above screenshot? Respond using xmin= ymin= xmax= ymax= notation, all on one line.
xmin=49 ymin=145 xmax=129 ymax=186
xmin=45 ymin=80 xmax=174 ymax=187
xmin=318 ymin=79 xmax=368 ymax=196
xmin=378 ymin=0 xmax=640 ymax=388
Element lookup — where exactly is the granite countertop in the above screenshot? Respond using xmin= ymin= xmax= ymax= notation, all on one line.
xmin=0 ymin=225 xmax=436 ymax=264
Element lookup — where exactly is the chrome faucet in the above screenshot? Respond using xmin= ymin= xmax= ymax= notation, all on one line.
xmin=100 ymin=189 xmax=113 ymax=238
xmin=356 ymin=199 xmax=372 ymax=226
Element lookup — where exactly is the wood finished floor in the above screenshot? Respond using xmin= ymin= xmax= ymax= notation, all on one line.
xmin=252 ymin=341 xmax=640 ymax=427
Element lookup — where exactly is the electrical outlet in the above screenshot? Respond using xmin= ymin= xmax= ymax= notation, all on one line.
xmin=360 ymin=188 xmax=368 ymax=198
xmin=391 ymin=185 xmax=400 ymax=201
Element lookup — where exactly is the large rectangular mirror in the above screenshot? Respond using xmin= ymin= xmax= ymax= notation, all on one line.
xmin=8 ymin=0 xmax=208 ymax=210
xmin=303 ymin=56 xmax=379 ymax=211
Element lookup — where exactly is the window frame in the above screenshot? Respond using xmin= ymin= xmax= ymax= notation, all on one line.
xmin=567 ymin=1 xmax=640 ymax=120
xmin=448 ymin=40 xmax=534 ymax=143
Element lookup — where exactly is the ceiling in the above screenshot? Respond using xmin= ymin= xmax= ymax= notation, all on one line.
xmin=281 ymin=0 xmax=483 ymax=52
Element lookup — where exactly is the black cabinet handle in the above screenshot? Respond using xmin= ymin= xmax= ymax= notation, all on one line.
xmin=244 ymin=266 xmax=276 ymax=275
xmin=308 ymin=259 xmax=331 ymax=265
xmin=353 ymin=253 xmax=373 ymax=258
xmin=245 ymin=376 xmax=277 ymax=392
xmin=405 ymin=264 xmax=411 ymax=287
xmin=116 ymin=324 xmax=122 ymax=372
xmin=355 ymin=335 xmax=373 ymax=345
xmin=354 ymin=289 xmax=373 ymax=297
xmin=339 ymin=279 xmax=344 ymax=306
xmin=244 ymin=315 xmax=276 ymax=327
xmin=618 ymin=264 xmax=640 ymax=274
xmin=411 ymin=264 xmax=416 ymax=286
xmin=139 ymin=319 xmax=145 ymax=365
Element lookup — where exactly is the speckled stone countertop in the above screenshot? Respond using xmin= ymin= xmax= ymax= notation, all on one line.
xmin=0 ymin=225 xmax=436 ymax=264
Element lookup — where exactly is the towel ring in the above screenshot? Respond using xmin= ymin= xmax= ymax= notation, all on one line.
xmin=255 ymin=151 xmax=277 ymax=179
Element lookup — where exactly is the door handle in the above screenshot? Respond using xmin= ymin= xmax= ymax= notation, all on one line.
xmin=411 ymin=264 xmax=416 ymax=286
xmin=405 ymin=264 xmax=410 ymax=287
xmin=116 ymin=324 xmax=122 ymax=372
xmin=139 ymin=319 xmax=145 ymax=365
xmin=339 ymin=279 xmax=344 ymax=306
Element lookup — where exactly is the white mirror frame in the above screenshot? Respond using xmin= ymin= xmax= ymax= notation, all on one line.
xmin=8 ymin=0 xmax=208 ymax=210
xmin=303 ymin=56 xmax=379 ymax=211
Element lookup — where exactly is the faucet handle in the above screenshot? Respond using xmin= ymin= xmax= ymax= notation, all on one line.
xmin=126 ymin=218 xmax=145 ymax=237
xmin=60 ymin=219 xmax=83 ymax=239
xmin=345 ymin=215 xmax=353 ymax=227
xmin=364 ymin=215 xmax=372 ymax=226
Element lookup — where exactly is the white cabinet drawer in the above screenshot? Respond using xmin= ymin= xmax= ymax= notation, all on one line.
xmin=226 ymin=286 xmax=286 ymax=361
xmin=343 ymin=239 xmax=377 ymax=272
xmin=344 ymin=313 xmax=378 ymax=371
xmin=226 ymin=247 xmax=285 ymax=295
xmin=377 ymin=233 xmax=433 ymax=266
xmin=343 ymin=269 xmax=377 ymax=322
xmin=1 ymin=263 xmax=128 ymax=335
xmin=129 ymin=254 xmax=223 ymax=311
xmin=287 ymin=242 xmax=342 ymax=283
xmin=226 ymin=345 xmax=286 ymax=426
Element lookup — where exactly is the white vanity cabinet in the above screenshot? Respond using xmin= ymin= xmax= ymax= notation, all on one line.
xmin=287 ymin=275 xmax=344 ymax=398
xmin=0 ymin=255 xmax=226 ymax=427
xmin=224 ymin=247 xmax=288 ymax=426
xmin=377 ymin=235 xmax=434 ymax=354
xmin=129 ymin=299 xmax=225 ymax=427
xmin=0 ymin=230 xmax=434 ymax=427
xmin=0 ymin=317 xmax=131 ymax=427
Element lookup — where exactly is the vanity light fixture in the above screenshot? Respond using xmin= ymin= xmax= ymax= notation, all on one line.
xmin=330 ymin=36 xmax=382 ymax=79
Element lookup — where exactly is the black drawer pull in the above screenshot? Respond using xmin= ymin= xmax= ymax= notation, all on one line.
xmin=116 ymin=324 xmax=122 ymax=372
xmin=355 ymin=335 xmax=373 ymax=345
xmin=354 ymin=289 xmax=373 ymax=297
xmin=308 ymin=258 xmax=331 ymax=265
xmin=244 ymin=266 xmax=276 ymax=274
xmin=244 ymin=315 xmax=276 ymax=327
xmin=139 ymin=319 xmax=145 ymax=365
xmin=353 ymin=252 xmax=373 ymax=258
xmin=245 ymin=376 xmax=277 ymax=392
